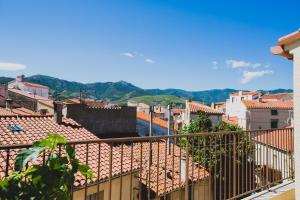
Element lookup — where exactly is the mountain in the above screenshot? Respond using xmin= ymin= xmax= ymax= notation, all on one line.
xmin=0 ymin=75 xmax=293 ymax=105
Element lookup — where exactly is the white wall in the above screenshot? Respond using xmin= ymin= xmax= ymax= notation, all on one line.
xmin=289 ymin=41 xmax=300 ymax=199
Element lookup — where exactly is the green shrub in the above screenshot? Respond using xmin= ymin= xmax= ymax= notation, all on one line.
xmin=0 ymin=134 xmax=93 ymax=200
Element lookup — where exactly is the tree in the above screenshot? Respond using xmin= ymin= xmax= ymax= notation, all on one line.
xmin=178 ymin=111 xmax=254 ymax=199
xmin=0 ymin=134 xmax=93 ymax=200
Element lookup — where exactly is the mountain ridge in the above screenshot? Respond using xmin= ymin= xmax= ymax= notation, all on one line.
xmin=0 ymin=75 xmax=293 ymax=105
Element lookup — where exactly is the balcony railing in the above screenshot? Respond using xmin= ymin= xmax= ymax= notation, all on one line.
xmin=0 ymin=128 xmax=294 ymax=200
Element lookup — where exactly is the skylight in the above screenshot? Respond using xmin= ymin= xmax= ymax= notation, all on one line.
xmin=8 ymin=125 xmax=24 ymax=132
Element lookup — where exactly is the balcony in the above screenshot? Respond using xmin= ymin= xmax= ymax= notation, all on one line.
xmin=0 ymin=128 xmax=294 ymax=200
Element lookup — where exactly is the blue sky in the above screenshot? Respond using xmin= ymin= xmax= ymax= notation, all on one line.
xmin=0 ymin=0 xmax=298 ymax=91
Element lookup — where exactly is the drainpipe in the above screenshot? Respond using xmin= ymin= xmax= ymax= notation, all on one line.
xmin=167 ymin=105 xmax=171 ymax=155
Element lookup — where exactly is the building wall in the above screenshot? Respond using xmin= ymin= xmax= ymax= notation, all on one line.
xmin=288 ymin=40 xmax=300 ymax=198
xmin=73 ymin=174 xmax=139 ymax=200
xmin=8 ymin=80 xmax=49 ymax=98
xmin=247 ymin=109 xmax=293 ymax=130
xmin=166 ymin=178 xmax=210 ymax=200
xmin=0 ymin=84 xmax=8 ymax=98
xmin=8 ymin=90 xmax=37 ymax=111
xmin=67 ymin=104 xmax=137 ymax=138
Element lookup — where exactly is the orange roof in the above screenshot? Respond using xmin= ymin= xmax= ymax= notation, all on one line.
xmin=136 ymin=142 xmax=209 ymax=196
xmin=0 ymin=107 xmax=47 ymax=117
xmin=23 ymin=81 xmax=48 ymax=89
xmin=0 ymin=116 xmax=139 ymax=188
xmin=231 ymin=91 xmax=260 ymax=96
xmin=137 ymin=111 xmax=168 ymax=129
xmin=188 ymin=101 xmax=224 ymax=115
xmin=278 ymin=29 xmax=300 ymax=46
xmin=243 ymin=100 xmax=293 ymax=109
xmin=271 ymin=29 xmax=300 ymax=60
xmin=261 ymin=93 xmax=292 ymax=101
xmin=222 ymin=115 xmax=238 ymax=126
xmin=253 ymin=128 xmax=294 ymax=152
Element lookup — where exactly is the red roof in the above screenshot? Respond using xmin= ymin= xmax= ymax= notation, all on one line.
xmin=137 ymin=111 xmax=168 ymax=129
xmin=188 ymin=101 xmax=224 ymax=115
xmin=253 ymin=128 xmax=294 ymax=152
xmin=0 ymin=116 xmax=139 ymax=188
xmin=0 ymin=107 xmax=47 ymax=117
xmin=261 ymin=93 xmax=292 ymax=101
xmin=243 ymin=100 xmax=293 ymax=109
xmin=271 ymin=29 xmax=300 ymax=60
xmin=222 ymin=115 xmax=238 ymax=126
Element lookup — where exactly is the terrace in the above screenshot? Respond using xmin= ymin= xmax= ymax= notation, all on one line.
xmin=0 ymin=128 xmax=294 ymax=199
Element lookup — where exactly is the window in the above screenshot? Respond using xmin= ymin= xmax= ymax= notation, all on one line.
xmin=271 ymin=119 xmax=278 ymax=129
xmin=271 ymin=109 xmax=278 ymax=116
xmin=87 ymin=191 xmax=104 ymax=200
xmin=241 ymin=97 xmax=245 ymax=101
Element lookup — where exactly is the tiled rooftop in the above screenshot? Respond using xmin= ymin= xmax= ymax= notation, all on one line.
xmin=242 ymin=100 xmax=293 ymax=109
xmin=188 ymin=101 xmax=224 ymax=115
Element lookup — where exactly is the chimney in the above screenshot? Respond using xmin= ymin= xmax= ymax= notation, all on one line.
xmin=53 ymin=102 xmax=63 ymax=124
xmin=239 ymin=91 xmax=243 ymax=96
xmin=16 ymin=75 xmax=25 ymax=82
xmin=5 ymin=98 xmax=13 ymax=110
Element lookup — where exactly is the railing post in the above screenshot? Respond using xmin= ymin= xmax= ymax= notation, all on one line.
xmin=266 ymin=130 xmax=269 ymax=188
xmin=185 ymin=137 xmax=189 ymax=200
xmin=233 ymin=134 xmax=237 ymax=199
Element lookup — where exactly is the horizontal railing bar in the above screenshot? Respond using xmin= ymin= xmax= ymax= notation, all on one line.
xmin=0 ymin=128 xmax=293 ymax=149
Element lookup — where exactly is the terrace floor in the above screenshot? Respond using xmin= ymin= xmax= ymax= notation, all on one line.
xmin=243 ymin=181 xmax=295 ymax=200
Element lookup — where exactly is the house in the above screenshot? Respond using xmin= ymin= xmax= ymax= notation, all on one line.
xmin=253 ymin=128 xmax=294 ymax=184
xmin=8 ymin=88 xmax=54 ymax=115
xmin=211 ymin=102 xmax=226 ymax=113
xmin=128 ymin=100 xmax=151 ymax=114
xmin=66 ymin=103 xmax=137 ymax=138
xmin=225 ymin=99 xmax=293 ymax=130
xmin=8 ymin=75 xmax=49 ymax=98
xmin=0 ymin=84 xmax=8 ymax=99
xmin=226 ymin=91 xmax=262 ymax=117
xmin=185 ymin=100 xmax=224 ymax=126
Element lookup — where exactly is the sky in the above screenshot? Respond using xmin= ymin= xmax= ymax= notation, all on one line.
xmin=0 ymin=0 xmax=299 ymax=91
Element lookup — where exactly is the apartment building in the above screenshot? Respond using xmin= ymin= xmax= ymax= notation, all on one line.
xmin=8 ymin=75 xmax=49 ymax=98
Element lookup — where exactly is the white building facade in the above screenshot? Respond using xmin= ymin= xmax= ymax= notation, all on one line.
xmin=8 ymin=75 xmax=49 ymax=99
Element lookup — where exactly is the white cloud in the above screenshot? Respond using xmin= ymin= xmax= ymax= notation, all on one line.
xmin=212 ymin=61 xmax=218 ymax=70
xmin=226 ymin=59 xmax=251 ymax=68
xmin=252 ymin=63 xmax=262 ymax=68
xmin=226 ymin=59 xmax=264 ymax=69
xmin=241 ymin=70 xmax=273 ymax=84
xmin=0 ymin=63 xmax=26 ymax=71
xmin=120 ymin=52 xmax=135 ymax=58
xmin=145 ymin=58 xmax=155 ymax=64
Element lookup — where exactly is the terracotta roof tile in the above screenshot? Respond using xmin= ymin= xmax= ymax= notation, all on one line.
xmin=137 ymin=112 xmax=168 ymax=129
xmin=243 ymin=100 xmax=293 ymax=109
xmin=0 ymin=107 xmax=47 ymax=117
xmin=253 ymin=128 xmax=294 ymax=152
xmin=222 ymin=115 xmax=238 ymax=126
xmin=0 ymin=116 xmax=138 ymax=188
xmin=261 ymin=93 xmax=292 ymax=101
xmin=188 ymin=101 xmax=223 ymax=115
xmin=134 ymin=142 xmax=209 ymax=196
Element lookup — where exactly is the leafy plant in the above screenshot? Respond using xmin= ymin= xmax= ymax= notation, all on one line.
xmin=0 ymin=134 xmax=93 ymax=200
